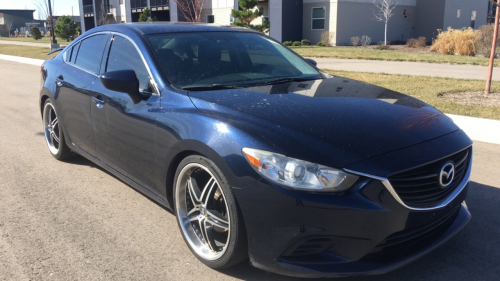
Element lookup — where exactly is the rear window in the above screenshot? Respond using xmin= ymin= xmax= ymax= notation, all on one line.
xmin=75 ymin=34 xmax=108 ymax=74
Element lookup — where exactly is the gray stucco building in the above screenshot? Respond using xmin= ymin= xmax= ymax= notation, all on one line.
xmin=270 ymin=0 xmax=490 ymax=45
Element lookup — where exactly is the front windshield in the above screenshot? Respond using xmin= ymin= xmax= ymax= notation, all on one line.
xmin=146 ymin=31 xmax=322 ymax=90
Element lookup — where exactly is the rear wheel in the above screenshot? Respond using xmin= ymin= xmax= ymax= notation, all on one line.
xmin=43 ymin=99 xmax=73 ymax=161
xmin=174 ymin=155 xmax=248 ymax=269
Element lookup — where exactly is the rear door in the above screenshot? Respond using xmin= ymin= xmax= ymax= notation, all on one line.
xmin=55 ymin=33 xmax=110 ymax=156
xmin=90 ymin=34 xmax=159 ymax=189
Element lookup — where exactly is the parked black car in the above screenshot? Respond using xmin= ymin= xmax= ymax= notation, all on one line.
xmin=39 ymin=23 xmax=472 ymax=277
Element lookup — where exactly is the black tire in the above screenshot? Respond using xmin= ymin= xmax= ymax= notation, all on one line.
xmin=173 ymin=155 xmax=248 ymax=269
xmin=42 ymin=98 xmax=74 ymax=161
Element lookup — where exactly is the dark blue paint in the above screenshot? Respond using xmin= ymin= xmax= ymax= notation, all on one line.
xmin=39 ymin=24 xmax=473 ymax=278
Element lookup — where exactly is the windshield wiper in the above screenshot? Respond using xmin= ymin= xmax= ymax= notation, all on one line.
xmin=252 ymin=77 xmax=320 ymax=86
xmin=182 ymin=84 xmax=242 ymax=91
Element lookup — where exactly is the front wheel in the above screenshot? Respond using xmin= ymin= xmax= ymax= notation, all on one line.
xmin=174 ymin=155 xmax=248 ymax=269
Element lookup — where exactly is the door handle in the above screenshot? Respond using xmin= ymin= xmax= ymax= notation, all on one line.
xmin=92 ymin=96 xmax=105 ymax=108
xmin=56 ymin=75 xmax=64 ymax=87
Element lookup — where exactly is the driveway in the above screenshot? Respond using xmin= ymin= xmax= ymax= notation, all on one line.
xmin=0 ymin=60 xmax=498 ymax=280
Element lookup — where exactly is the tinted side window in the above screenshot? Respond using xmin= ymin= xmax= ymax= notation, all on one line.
xmin=106 ymin=35 xmax=150 ymax=91
xmin=70 ymin=42 xmax=81 ymax=64
xmin=75 ymin=34 xmax=108 ymax=73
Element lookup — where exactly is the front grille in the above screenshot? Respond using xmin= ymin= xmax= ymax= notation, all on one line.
xmin=388 ymin=148 xmax=471 ymax=208
xmin=368 ymin=205 xmax=460 ymax=257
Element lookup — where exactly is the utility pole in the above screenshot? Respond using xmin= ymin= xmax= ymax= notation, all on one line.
xmin=48 ymin=0 xmax=59 ymax=49
xmin=486 ymin=0 xmax=500 ymax=95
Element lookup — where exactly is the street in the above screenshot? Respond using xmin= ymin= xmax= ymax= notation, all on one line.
xmin=0 ymin=60 xmax=499 ymax=280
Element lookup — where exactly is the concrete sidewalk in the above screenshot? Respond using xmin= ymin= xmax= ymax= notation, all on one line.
xmin=312 ymin=57 xmax=500 ymax=81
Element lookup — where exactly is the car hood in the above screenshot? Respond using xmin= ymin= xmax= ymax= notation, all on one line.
xmin=187 ymin=76 xmax=459 ymax=168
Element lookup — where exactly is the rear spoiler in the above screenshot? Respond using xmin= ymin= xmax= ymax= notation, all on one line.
xmin=47 ymin=47 xmax=65 ymax=55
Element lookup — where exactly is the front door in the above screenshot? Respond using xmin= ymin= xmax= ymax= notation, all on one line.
xmin=90 ymin=34 xmax=159 ymax=190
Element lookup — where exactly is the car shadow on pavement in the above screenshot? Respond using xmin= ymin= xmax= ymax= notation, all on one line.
xmin=64 ymin=155 xmax=99 ymax=167
xmin=63 ymin=155 xmax=175 ymax=214
xmin=219 ymin=181 xmax=500 ymax=281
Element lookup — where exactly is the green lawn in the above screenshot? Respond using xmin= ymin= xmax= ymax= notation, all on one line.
xmin=292 ymin=46 xmax=497 ymax=67
xmin=0 ymin=36 xmax=70 ymax=44
xmin=0 ymin=44 xmax=57 ymax=60
xmin=325 ymin=70 xmax=500 ymax=120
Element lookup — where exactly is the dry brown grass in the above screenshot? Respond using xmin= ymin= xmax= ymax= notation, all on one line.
xmin=431 ymin=28 xmax=480 ymax=56
xmin=351 ymin=36 xmax=360 ymax=46
xmin=321 ymin=31 xmax=335 ymax=47
xmin=406 ymin=37 xmax=427 ymax=48
xmin=439 ymin=92 xmax=500 ymax=107
xmin=475 ymin=25 xmax=500 ymax=56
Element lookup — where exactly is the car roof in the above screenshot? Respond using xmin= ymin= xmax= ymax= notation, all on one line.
xmin=89 ymin=22 xmax=257 ymax=36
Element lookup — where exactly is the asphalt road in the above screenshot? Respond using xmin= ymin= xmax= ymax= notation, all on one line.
xmin=0 ymin=60 xmax=499 ymax=280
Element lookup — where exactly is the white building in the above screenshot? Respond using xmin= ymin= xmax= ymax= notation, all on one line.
xmin=79 ymin=0 xmax=489 ymax=46
xmin=79 ymin=0 xmax=268 ymax=32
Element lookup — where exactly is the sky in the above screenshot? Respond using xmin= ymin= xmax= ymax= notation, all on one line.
xmin=1 ymin=0 xmax=80 ymax=19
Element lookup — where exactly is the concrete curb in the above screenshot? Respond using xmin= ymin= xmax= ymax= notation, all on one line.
xmin=1 ymin=55 xmax=498 ymax=145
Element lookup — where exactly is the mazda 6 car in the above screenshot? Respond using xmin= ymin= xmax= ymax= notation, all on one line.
xmin=39 ymin=23 xmax=472 ymax=277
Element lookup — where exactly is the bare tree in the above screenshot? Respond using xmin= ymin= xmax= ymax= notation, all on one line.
xmin=373 ymin=0 xmax=397 ymax=46
xmin=33 ymin=0 xmax=56 ymax=36
xmin=174 ymin=0 xmax=210 ymax=22
xmin=1 ymin=20 xmax=13 ymax=36
xmin=33 ymin=0 xmax=55 ymax=20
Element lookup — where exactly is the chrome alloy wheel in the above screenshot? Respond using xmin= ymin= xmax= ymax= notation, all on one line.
xmin=43 ymin=102 xmax=60 ymax=155
xmin=175 ymin=163 xmax=231 ymax=261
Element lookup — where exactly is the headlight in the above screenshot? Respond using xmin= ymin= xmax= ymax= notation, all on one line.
xmin=242 ymin=148 xmax=359 ymax=192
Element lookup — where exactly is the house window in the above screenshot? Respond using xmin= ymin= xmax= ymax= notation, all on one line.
xmin=312 ymin=7 xmax=326 ymax=30
xmin=207 ymin=14 xmax=214 ymax=23
xmin=471 ymin=10 xmax=476 ymax=29
xmin=457 ymin=9 xmax=461 ymax=18
xmin=488 ymin=2 xmax=496 ymax=24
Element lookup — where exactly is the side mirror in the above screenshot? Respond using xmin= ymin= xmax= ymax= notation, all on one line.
xmin=305 ymin=58 xmax=318 ymax=67
xmin=100 ymin=70 xmax=142 ymax=104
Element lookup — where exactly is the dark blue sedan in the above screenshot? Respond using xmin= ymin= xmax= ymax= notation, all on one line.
xmin=39 ymin=23 xmax=473 ymax=277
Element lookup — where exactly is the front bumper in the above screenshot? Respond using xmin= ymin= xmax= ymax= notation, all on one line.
xmin=233 ymin=176 xmax=470 ymax=278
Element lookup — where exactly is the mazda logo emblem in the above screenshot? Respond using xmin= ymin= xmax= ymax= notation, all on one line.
xmin=439 ymin=162 xmax=455 ymax=188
